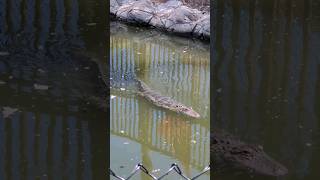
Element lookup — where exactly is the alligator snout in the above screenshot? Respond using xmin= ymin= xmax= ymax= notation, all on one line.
xmin=182 ymin=108 xmax=201 ymax=118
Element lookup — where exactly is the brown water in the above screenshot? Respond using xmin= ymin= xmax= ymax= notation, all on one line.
xmin=109 ymin=22 xmax=210 ymax=179
xmin=0 ymin=0 xmax=107 ymax=179
xmin=212 ymin=0 xmax=320 ymax=179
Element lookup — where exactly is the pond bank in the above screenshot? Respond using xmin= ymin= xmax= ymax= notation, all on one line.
xmin=110 ymin=0 xmax=210 ymax=40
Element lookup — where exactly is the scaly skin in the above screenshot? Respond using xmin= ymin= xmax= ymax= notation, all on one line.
xmin=135 ymin=79 xmax=201 ymax=118
xmin=212 ymin=129 xmax=288 ymax=176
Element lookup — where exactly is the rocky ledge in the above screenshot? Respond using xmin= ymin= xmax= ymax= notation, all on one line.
xmin=110 ymin=0 xmax=210 ymax=40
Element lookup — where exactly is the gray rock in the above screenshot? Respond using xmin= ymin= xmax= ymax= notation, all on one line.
xmin=111 ymin=0 xmax=210 ymax=40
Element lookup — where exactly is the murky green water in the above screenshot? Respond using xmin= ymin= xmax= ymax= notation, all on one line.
xmin=0 ymin=0 xmax=106 ymax=179
xmin=212 ymin=0 xmax=320 ymax=179
xmin=110 ymin=22 xmax=210 ymax=179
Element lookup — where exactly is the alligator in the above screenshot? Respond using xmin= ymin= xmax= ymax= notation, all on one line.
xmin=86 ymin=79 xmax=201 ymax=118
xmin=135 ymin=79 xmax=201 ymax=118
xmin=212 ymin=129 xmax=288 ymax=176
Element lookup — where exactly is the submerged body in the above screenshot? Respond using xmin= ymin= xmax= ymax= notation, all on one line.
xmin=135 ymin=79 xmax=201 ymax=118
xmin=212 ymin=129 xmax=288 ymax=176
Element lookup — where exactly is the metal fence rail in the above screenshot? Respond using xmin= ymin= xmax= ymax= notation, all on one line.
xmin=110 ymin=163 xmax=210 ymax=180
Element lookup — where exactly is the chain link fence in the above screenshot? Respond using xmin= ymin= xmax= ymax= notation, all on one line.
xmin=110 ymin=163 xmax=210 ymax=180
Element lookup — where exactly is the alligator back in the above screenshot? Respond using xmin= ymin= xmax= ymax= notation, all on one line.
xmin=135 ymin=79 xmax=201 ymax=118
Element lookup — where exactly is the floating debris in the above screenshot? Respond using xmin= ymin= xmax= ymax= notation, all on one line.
xmin=0 ymin=80 xmax=6 ymax=85
xmin=191 ymin=140 xmax=197 ymax=144
xmin=37 ymin=68 xmax=46 ymax=73
xmin=120 ymin=88 xmax=125 ymax=91
xmin=2 ymin=107 xmax=18 ymax=118
xmin=123 ymin=142 xmax=129 ymax=145
xmin=110 ymin=95 xmax=116 ymax=99
xmin=0 ymin=51 xmax=9 ymax=56
xmin=86 ymin=23 xmax=97 ymax=26
xmin=34 ymin=84 xmax=49 ymax=90
xmin=120 ymin=130 xmax=125 ymax=134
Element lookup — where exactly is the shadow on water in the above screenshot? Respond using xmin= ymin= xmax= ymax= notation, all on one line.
xmin=110 ymin=22 xmax=210 ymax=179
xmin=0 ymin=0 xmax=106 ymax=179
xmin=212 ymin=0 xmax=320 ymax=179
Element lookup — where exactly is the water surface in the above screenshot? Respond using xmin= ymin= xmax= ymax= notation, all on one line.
xmin=0 ymin=0 xmax=107 ymax=179
xmin=212 ymin=0 xmax=320 ymax=179
xmin=110 ymin=22 xmax=210 ymax=179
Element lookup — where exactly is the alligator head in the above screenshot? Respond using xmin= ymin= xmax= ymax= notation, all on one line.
xmin=212 ymin=130 xmax=288 ymax=177
xmin=170 ymin=103 xmax=201 ymax=118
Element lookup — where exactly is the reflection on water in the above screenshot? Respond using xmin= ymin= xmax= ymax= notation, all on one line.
xmin=212 ymin=0 xmax=320 ymax=179
xmin=0 ymin=0 xmax=106 ymax=179
xmin=110 ymin=22 xmax=210 ymax=179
